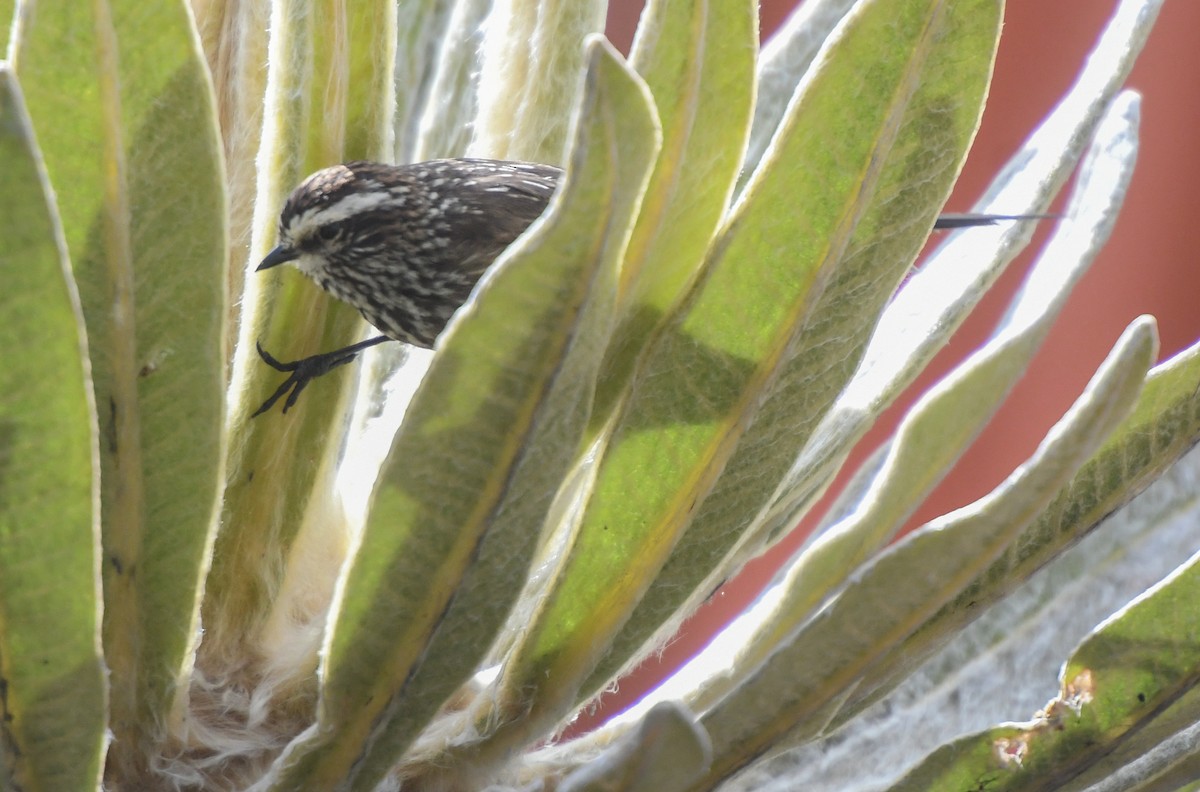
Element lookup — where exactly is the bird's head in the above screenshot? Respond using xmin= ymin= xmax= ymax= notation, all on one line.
xmin=257 ymin=162 xmax=396 ymax=280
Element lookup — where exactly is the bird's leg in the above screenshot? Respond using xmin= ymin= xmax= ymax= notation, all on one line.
xmin=252 ymin=335 xmax=391 ymax=416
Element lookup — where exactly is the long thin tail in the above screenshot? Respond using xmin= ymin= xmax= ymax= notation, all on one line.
xmin=934 ymin=212 xmax=1058 ymax=229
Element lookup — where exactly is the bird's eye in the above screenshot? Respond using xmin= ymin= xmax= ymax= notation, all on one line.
xmin=317 ymin=225 xmax=341 ymax=242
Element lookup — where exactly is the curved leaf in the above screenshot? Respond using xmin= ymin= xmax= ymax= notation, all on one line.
xmin=0 ymin=66 xmax=105 ymax=792
xmin=11 ymin=0 xmax=228 ymax=769
xmin=738 ymin=0 xmax=856 ymax=191
xmin=471 ymin=0 xmax=607 ymax=163
xmin=582 ymin=0 xmax=1001 ymax=699
xmin=589 ymin=0 xmax=756 ymax=426
xmin=697 ymin=317 xmax=1156 ymax=789
xmin=890 ymin=540 xmax=1200 ymax=792
xmin=758 ymin=0 xmax=1166 ymax=546
xmin=748 ymin=87 xmax=1140 ymax=674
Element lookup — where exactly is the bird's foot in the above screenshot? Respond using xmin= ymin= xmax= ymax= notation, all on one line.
xmin=252 ymin=336 xmax=389 ymax=416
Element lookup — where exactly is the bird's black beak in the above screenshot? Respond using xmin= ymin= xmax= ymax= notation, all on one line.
xmin=257 ymin=244 xmax=298 ymax=271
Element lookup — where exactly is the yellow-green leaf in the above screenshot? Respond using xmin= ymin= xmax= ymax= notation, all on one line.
xmin=758 ymin=0 xmax=1165 ymax=548
xmin=11 ymin=0 xmax=227 ymax=770
xmin=589 ymin=0 xmax=756 ymax=427
xmin=471 ymin=0 xmax=607 ymax=163
xmin=696 ymin=317 xmax=1155 ymax=788
xmin=890 ymin=540 xmax=1200 ymax=792
xmin=0 ymin=66 xmax=106 ymax=792
xmin=537 ymin=0 xmax=1001 ymax=708
xmin=747 ymin=87 xmax=1140 ymax=677
xmin=0 ymin=0 xmax=13 ymax=53
xmin=738 ymin=0 xmax=856 ymax=191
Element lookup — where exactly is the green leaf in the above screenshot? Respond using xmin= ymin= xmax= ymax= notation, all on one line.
xmin=260 ymin=39 xmax=660 ymax=792
xmin=11 ymin=0 xmax=227 ymax=770
xmin=589 ymin=0 xmax=756 ymax=430
xmin=208 ymin=0 xmax=396 ymax=674
xmin=581 ymin=0 xmax=1001 ymax=699
xmin=405 ymin=0 xmax=489 ymax=161
xmin=758 ymin=0 xmax=1166 ymax=547
xmin=1082 ymin=683 xmax=1200 ymax=792
xmin=189 ymin=0 xmax=271 ymax=311
xmin=758 ymin=0 xmax=1161 ymax=549
xmin=890 ymin=538 xmax=1200 ymax=792
xmin=697 ymin=317 xmax=1156 ymax=789
xmin=0 ymin=0 xmax=13 ymax=54
xmin=807 ymin=428 xmax=1200 ymax=792
xmin=738 ymin=0 xmax=856 ymax=192
xmin=558 ymin=702 xmax=712 ymax=792
xmin=471 ymin=0 xmax=607 ymax=163
xmin=825 ymin=90 xmax=1172 ymax=729
xmin=738 ymin=87 xmax=1141 ymax=681
xmin=0 ymin=66 xmax=106 ymax=792
xmin=345 ymin=0 xmax=396 ymax=162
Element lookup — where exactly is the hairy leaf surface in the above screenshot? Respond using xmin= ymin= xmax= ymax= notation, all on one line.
xmin=0 ymin=66 xmax=105 ymax=792
xmin=12 ymin=0 xmax=227 ymax=767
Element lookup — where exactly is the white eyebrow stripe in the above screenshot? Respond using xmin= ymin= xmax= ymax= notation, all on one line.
xmin=291 ymin=190 xmax=394 ymax=230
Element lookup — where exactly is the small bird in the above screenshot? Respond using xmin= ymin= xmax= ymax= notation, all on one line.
xmin=253 ymin=159 xmax=558 ymax=415
xmin=253 ymin=158 xmax=1048 ymax=415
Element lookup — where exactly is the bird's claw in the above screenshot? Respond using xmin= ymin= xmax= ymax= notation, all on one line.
xmin=251 ymin=337 xmax=390 ymax=417
xmin=252 ymin=342 xmax=359 ymax=416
